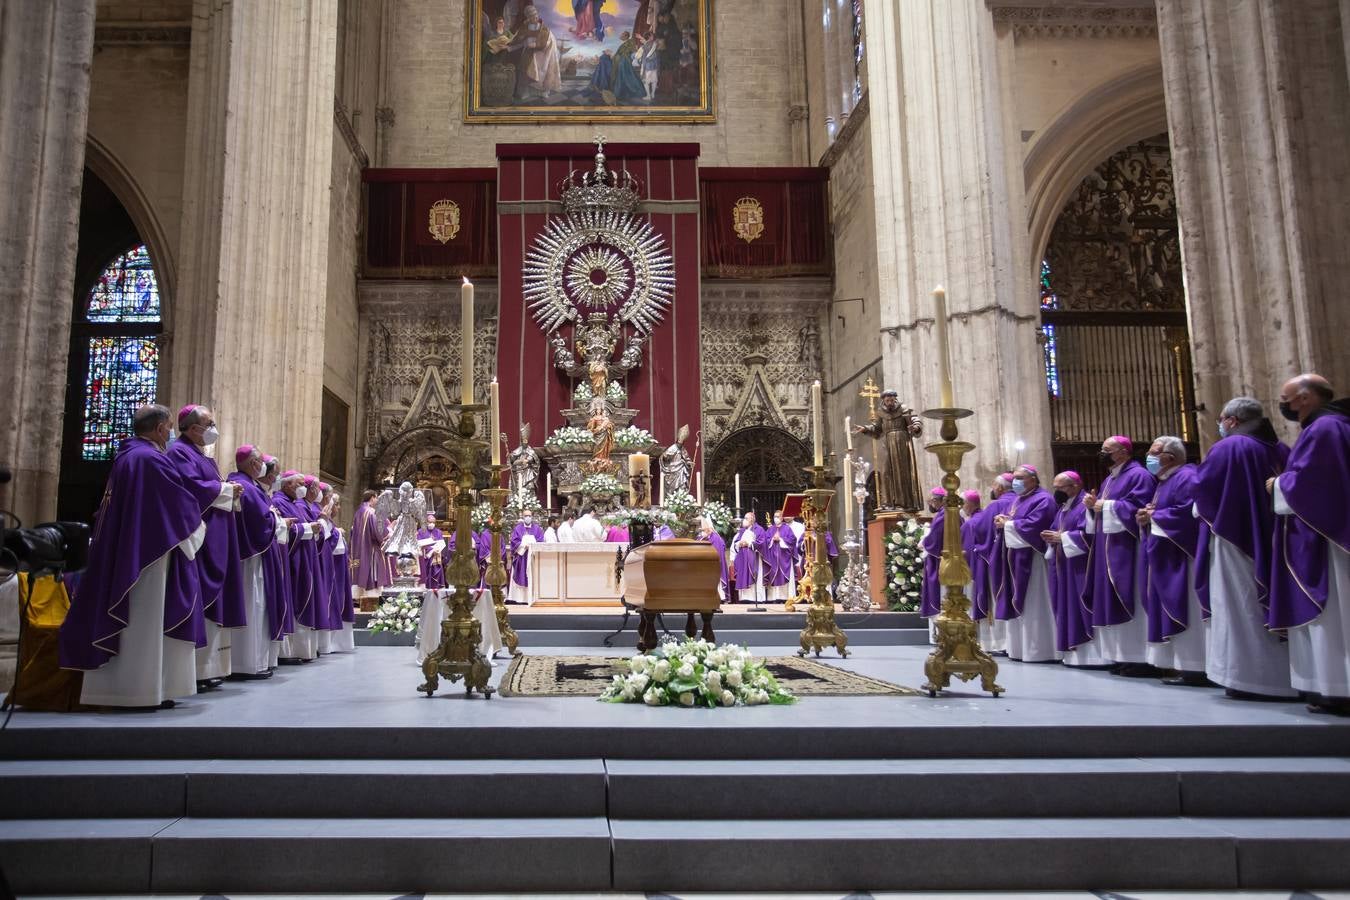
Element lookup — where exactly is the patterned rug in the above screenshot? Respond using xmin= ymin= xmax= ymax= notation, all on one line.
xmin=498 ymin=654 xmax=919 ymax=698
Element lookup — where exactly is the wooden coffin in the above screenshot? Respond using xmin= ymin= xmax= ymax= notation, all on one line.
xmin=623 ymin=539 xmax=722 ymax=612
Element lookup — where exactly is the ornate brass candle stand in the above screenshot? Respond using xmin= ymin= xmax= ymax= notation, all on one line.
xmin=797 ymin=463 xmax=849 ymax=657
xmin=482 ymin=466 xmax=520 ymax=657
xmin=419 ymin=405 xmax=495 ymax=699
xmin=919 ymin=407 xmax=1002 ymax=698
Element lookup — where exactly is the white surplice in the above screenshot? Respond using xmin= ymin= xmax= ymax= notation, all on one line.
xmin=1204 ymin=534 xmax=1296 ymax=697
xmin=1002 ymin=522 xmax=1061 ymax=663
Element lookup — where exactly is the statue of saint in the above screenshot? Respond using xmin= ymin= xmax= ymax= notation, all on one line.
xmin=585 ymin=397 xmax=616 ymax=474
xmin=509 ymin=423 xmax=540 ymax=500
xmin=659 ymin=423 xmax=693 ymax=497
xmin=853 ymin=389 xmax=923 ymax=512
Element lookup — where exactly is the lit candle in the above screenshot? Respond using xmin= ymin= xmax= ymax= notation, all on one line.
xmin=845 ymin=415 xmax=853 ymax=451
xmin=735 ymin=473 xmax=742 ymax=510
xmin=628 ymin=452 xmax=649 ymax=507
xmin=933 ymin=285 xmax=953 ymax=408
xmin=811 ymin=380 xmax=824 ymax=467
xmin=843 ymin=456 xmax=853 ymax=532
xmin=489 ymin=378 xmax=501 ymax=465
xmin=545 ymin=472 xmax=552 ymax=508
xmin=461 ymin=278 xmax=475 ymax=404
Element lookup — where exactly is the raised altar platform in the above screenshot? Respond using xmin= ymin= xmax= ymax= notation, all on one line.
xmin=528 ymin=541 xmax=625 ymax=605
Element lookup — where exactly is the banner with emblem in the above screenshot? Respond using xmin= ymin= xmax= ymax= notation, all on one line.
xmin=362 ymin=170 xmax=497 ymax=277
xmin=700 ymin=168 xmax=831 ymax=278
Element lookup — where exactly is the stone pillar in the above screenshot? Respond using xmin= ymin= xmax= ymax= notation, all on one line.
xmin=1158 ymin=0 xmax=1350 ymax=440
xmin=0 ymin=0 xmax=96 ymax=525
xmin=172 ymin=0 xmax=338 ymax=472
xmin=863 ymin=0 xmax=1049 ymax=485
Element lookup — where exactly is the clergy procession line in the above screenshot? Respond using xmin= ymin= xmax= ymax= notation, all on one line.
xmin=930 ymin=375 xmax=1349 ymax=717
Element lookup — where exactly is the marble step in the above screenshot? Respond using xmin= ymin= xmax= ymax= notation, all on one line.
xmin=610 ymin=816 xmax=1350 ymax=891
xmin=356 ymin=626 xmax=930 ymax=648
xmin=5 ymin=757 xmax=1348 ymax=820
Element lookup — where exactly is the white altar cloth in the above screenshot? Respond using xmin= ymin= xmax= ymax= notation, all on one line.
xmin=528 ymin=541 xmax=627 ymax=605
xmin=416 ymin=587 xmax=504 ymax=665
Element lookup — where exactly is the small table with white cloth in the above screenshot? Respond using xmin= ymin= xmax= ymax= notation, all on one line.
xmin=416 ymin=587 xmax=505 ymax=665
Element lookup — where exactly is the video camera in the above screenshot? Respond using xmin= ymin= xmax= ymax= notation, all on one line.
xmin=0 ymin=466 xmax=90 ymax=577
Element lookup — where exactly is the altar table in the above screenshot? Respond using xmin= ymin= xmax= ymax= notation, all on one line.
xmin=528 ymin=542 xmax=626 ymax=606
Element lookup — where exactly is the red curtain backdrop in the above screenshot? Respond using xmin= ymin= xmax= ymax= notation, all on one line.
xmin=496 ymin=142 xmax=703 ymax=467
xmin=363 ymin=169 xmax=497 ymax=277
xmin=699 ymin=167 xmax=831 ymax=278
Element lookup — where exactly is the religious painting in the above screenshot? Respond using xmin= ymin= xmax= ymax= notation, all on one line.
xmin=320 ymin=388 xmax=349 ymax=484
xmin=464 ymin=0 xmax=715 ymax=122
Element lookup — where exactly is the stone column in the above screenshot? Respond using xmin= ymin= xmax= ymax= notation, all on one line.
xmin=1158 ymin=0 xmax=1350 ymax=440
xmin=863 ymin=0 xmax=1049 ymax=485
xmin=172 ymin=0 xmax=338 ymax=471
xmin=0 ymin=0 xmax=96 ymax=525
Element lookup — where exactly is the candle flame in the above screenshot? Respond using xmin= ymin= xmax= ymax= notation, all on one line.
xmin=463 ymin=276 xmax=472 ymax=285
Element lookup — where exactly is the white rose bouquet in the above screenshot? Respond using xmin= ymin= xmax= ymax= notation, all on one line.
xmin=885 ymin=518 xmax=925 ymax=611
xmin=600 ymin=637 xmax=795 ymax=707
xmin=369 ymin=591 xmax=420 ymax=634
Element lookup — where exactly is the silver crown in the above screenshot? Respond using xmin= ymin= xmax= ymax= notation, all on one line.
xmin=559 ymin=137 xmax=642 ymax=218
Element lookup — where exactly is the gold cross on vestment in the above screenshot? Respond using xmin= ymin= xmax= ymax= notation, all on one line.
xmin=859 ymin=376 xmax=882 ymax=422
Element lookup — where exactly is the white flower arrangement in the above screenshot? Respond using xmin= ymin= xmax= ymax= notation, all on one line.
xmin=600 ymin=637 xmax=795 ymax=708
xmin=884 ymin=518 xmax=926 ymax=611
xmin=662 ymin=488 xmax=699 ymax=520
xmin=613 ymin=425 xmax=656 ymax=449
xmin=504 ymin=492 xmax=543 ymax=521
xmin=701 ymin=499 xmax=733 ymax=536
xmin=545 ymin=426 xmax=594 ymax=449
xmin=601 ymin=506 xmax=678 ymax=528
xmin=369 ymin=591 xmax=420 ymax=634
xmin=578 ymin=472 xmax=625 ymax=497
xmin=572 ymin=381 xmax=627 ymax=407
xmin=471 ymin=501 xmax=494 ymax=531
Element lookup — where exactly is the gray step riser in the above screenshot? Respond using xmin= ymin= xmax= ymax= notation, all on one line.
xmin=358 ymin=628 xmax=931 ymax=647
xmin=5 ymin=829 xmax=1348 ymax=893
xmin=5 ymin=770 xmax=1348 ymax=820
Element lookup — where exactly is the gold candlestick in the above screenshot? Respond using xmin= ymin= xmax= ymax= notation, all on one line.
xmin=797 ymin=463 xmax=848 ymax=657
xmin=919 ymin=406 xmax=1002 ymax=697
xmin=483 ymin=466 xmax=520 ymax=657
xmin=419 ymin=404 xmax=495 ymax=699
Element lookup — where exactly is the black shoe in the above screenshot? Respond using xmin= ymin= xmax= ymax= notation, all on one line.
xmin=1306 ymin=700 xmax=1350 ymax=717
xmin=195 ymin=680 xmax=215 ymax=692
xmin=1115 ymin=663 xmax=1161 ymax=678
xmin=277 ymin=657 xmax=303 ymax=666
xmin=159 ymin=699 xmax=176 ymax=709
xmin=1225 ymin=687 xmax=1296 ymax=702
xmin=1162 ymin=672 xmax=1215 ymax=687
xmin=227 ymin=671 xmax=274 ymax=681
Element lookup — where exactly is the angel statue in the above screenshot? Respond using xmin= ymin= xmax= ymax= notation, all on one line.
xmin=377 ymin=481 xmax=427 ymax=587
xmin=660 ymin=424 xmax=692 ymax=497
xmin=509 ymin=423 xmax=541 ymax=502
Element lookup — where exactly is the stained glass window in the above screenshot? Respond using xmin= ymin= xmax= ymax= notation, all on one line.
xmin=851 ymin=0 xmax=865 ymax=104
xmin=1040 ymin=259 xmax=1061 ymax=398
xmin=87 ymin=244 xmax=160 ymax=323
xmin=79 ymin=244 xmax=162 ymax=460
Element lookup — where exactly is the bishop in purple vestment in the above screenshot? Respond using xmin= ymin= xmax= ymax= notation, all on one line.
xmin=257 ymin=456 xmax=294 ymax=646
xmin=508 ymin=512 xmax=546 ymax=603
xmin=920 ymin=488 xmax=947 ymax=618
xmin=731 ymin=512 xmax=764 ymax=603
xmin=417 ymin=512 xmax=447 ymax=590
xmin=1194 ymin=398 xmax=1293 ymax=699
xmin=760 ymin=512 xmax=797 ymax=602
xmin=969 ymin=473 xmax=1015 ymax=652
xmin=167 ymin=405 xmax=247 ymax=682
xmin=994 ymin=466 xmax=1060 ymax=662
xmin=1044 ymin=471 xmax=1100 ymax=664
xmin=1082 ymin=436 xmax=1156 ymax=669
xmin=700 ymin=517 xmax=729 ymax=601
xmin=1270 ymin=375 xmax=1350 ymax=714
xmin=1137 ymin=436 xmax=1206 ymax=681
xmin=302 ymin=476 xmax=335 ymax=641
xmin=351 ymin=491 xmax=393 ymax=596
xmin=61 ymin=406 xmax=226 ymax=707
xmin=226 ymin=446 xmax=280 ymax=677
xmin=272 ymin=471 xmax=320 ymax=661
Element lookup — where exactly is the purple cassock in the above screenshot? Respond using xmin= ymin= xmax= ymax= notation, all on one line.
xmin=260 ymin=509 xmax=293 ymax=641
xmin=968 ymin=494 xmax=1015 ymax=620
xmin=270 ymin=492 xmax=313 ymax=630
xmin=305 ymin=500 xmax=335 ymax=632
xmin=654 ymin=525 xmax=674 ymax=541
xmin=759 ymin=523 xmax=797 ymax=588
xmin=1142 ymin=464 xmax=1200 ymax=642
xmin=60 ymin=437 xmax=222 ymax=670
xmin=509 ymin=521 xmax=546 ymax=588
xmin=417 ymin=526 xmax=446 ymax=590
xmin=350 ymin=504 xmax=392 ymax=591
xmin=701 ymin=530 xmax=729 ymax=597
xmin=166 ymin=438 xmax=248 ymax=629
xmin=994 ymin=487 xmax=1058 ymax=619
xmin=322 ymin=518 xmax=348 ymax=630
xmin=731 ymin=523 xmax=764 ymax=594
xmin=920 ymin=509 xmax=945 ymax=618
xmin=1193 ymin=426 xmax=1289 ymax=619
xmin=1269 ymin=404 xmax=1350 ymax=629
xmin=1047 ymin=493 xmax=1093 ymax=651
xmin=1082 ymin=460 xmax=1155 ymax=627
xmin=227 ymin=471 xmax=286 ymax=642
xmin=475 ymin=529 xmax=506 ymax=588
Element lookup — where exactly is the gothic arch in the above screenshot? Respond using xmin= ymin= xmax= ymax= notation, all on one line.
xmin=369 ymin=424 xmax=460 ymax=487
xmin=706 ymin=425 xmax=810 ymax=515
xmin=1024 ymin=62 xmax=1170 ymax=279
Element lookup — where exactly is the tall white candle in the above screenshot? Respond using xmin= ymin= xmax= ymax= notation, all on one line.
xmin=461 ymin=278 xmax=475 ymax=404
xmin=545 ymin=472 xmax=552 ymax=508
xmin=843 ymin=456 xmax=853 ymax=532
xmin=933 ymin=285 xmax=953 ymax=408
xmin=696 ymin=471 xmax=703 ymax=504
xmin=845 ymin=415 xmax=853 ymax=451
xmin=489 ymin=378 xmax=501 ymax=465
xmin=735 ymin=473 xmax=742 ymax=510
xmin=659 ymin=471 xmax=666 ymax=507
xmin=811 ymin=380 xmax=824 ymax=467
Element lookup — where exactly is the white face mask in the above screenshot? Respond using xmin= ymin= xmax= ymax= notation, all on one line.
xmin=296 ymin=486 xmax=308 ymax=500
xmin=201 ymin=425 xmax=219 ymax=446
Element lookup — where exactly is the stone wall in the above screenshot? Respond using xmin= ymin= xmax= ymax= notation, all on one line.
xmin=380 ymin=0 xmax=807 ymax=167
